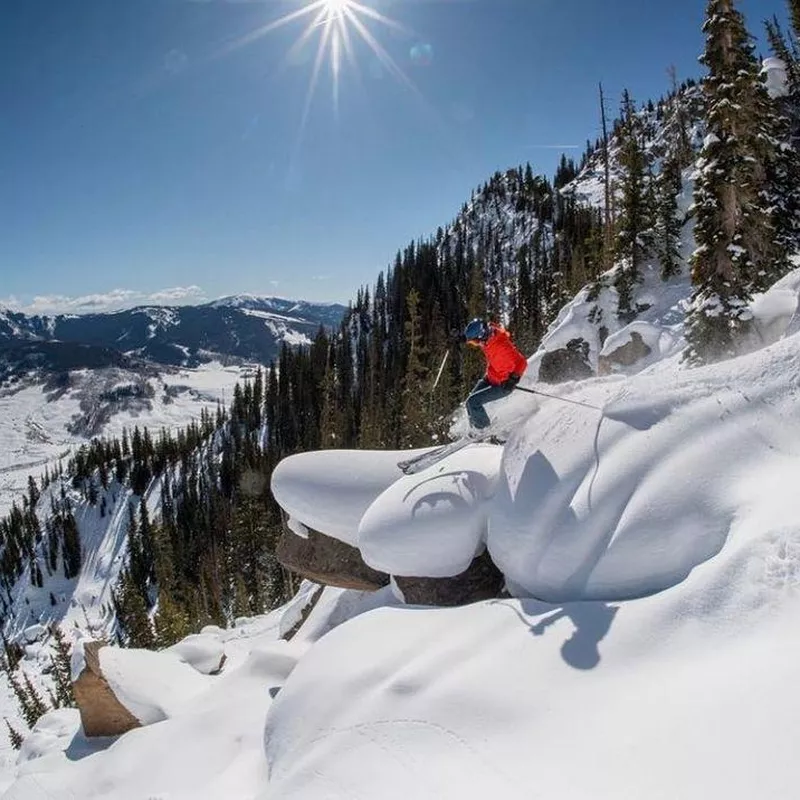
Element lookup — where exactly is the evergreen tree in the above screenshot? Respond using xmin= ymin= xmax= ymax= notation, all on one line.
xmin=153 ymin=590 xmax=193 ymax=648
xmin=48 ymin=626 xmax=75 ymax=708
xmin=6 ymin=669 xmax=48 ymax=728
xmin=114 ymin=571 xmax=155 ymax=648
xmin=614 ymin=90 xmax=655 ymax=318
xmin=686 ymin=0 xmax=789 ymax=363
xmin=400 ymin=289 xmax=431 ymax=447
xmin=5 ymin=718 xmax=24 ymax=750
xmin=319 ymin=345 xmax=344 ymax=448
xmin=654 ymin=150 xmax=684 ymax=280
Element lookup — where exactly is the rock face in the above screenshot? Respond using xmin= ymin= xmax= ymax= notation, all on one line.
xmin=277 ymin=528 xmax=390 ymax=591
xmin=72 ymin=642 xmax=141 ymax=738
xmin=538 ymin=338 xmax=593 ymax=383
xmin=598 ymin=331 xmax=652 ymax=375
xmin=394 ymin=550 xmax=505 ymax=607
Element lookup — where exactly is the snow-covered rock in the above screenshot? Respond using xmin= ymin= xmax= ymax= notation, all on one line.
xmin=167 ymin=634 xmax=226 ymax=675
xmin=73 ymin=640 xmax=213 ymax=736
xmin=358 ymin=444 xmax=504 ymax=578
xmin=21 ymin=625 xmax=47 ymax=645
xmin=99 ymin=646 xmax=211 ymax=725
xmin=277 ymin=527 xmax=389 ymax=590
xmin=271 ymin=448 xmax=429 ymax=546
xmin=72 ymin=641 xmax=143 ymax=738
xmin=598 ymin=321 xmax=677 ymax=374
xmin=491 ymin=332 xmax=800 ymax=601
xmin=16 ymin=708 xmax=83 ymax=768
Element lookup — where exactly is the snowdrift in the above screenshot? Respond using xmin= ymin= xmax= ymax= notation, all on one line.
xmin=491 ymin=336 xmax=800 ymax=600
xmin=264 ymin=591 xmax=800 ymax=800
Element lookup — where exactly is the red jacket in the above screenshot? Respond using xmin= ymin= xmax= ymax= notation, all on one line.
xmin=479 ymin=324 xmax=528 ymax=386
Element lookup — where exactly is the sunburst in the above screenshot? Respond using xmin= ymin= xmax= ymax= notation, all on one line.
xmin=219 ymin=0 xmax=419 ymax=140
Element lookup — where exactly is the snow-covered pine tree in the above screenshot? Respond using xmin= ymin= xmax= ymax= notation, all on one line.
xmin=654 ymin=150 xmax=684 ymax=280
xmin=614 ymin=90 xmax=655 ymax=319
xmin=685 ymin=0 xmax=790 ymax=364
xmin=653 ymin=77 xmax=703 ymax=281
xmin=763 ymin=9 xmax=800 ymax=258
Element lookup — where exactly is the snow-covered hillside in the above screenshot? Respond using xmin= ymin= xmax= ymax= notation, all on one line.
xmin=0 ymin=362 xmax=247 ymax=516
xmin=3 ymin=265 xmax=800 ymax=797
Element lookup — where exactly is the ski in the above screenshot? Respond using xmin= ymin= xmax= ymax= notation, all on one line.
xmin=397 ymin=433 xmax=503 ymax=475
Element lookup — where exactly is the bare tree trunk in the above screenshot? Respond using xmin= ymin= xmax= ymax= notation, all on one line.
xmin=599 ymin=82 xmax=614 ymax=269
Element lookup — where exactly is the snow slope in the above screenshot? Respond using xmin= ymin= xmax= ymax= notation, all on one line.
xmin=4 ymin=315 xmax=794 ymax=797
xmin=264 ymin=593 xmax=800 ymax=800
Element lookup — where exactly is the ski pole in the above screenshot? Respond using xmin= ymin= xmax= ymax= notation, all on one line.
xmin=431 ymin=350 xmax=450 ymax=392
xmin=513 ymin=384 xmax=604 ymax=412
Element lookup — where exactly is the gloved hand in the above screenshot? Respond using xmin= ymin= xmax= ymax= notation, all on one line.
xmin=502 ymin=374 xmax=521 ymax=391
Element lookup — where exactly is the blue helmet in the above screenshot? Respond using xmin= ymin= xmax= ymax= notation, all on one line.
xmin=464 ymin=318 xmax=489 ymax=343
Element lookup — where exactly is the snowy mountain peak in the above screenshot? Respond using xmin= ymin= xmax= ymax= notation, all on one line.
xmin=0 ymin=298 xmax=347 ymax=371
xmin=207 ymin=295 xmax=346 ymax=320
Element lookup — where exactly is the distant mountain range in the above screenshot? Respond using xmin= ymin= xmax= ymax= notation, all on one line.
xmin=0 ymin=296 xmax=348 ymax=377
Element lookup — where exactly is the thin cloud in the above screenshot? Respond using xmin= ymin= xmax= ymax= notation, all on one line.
xmin=4 ymin=286 xmax=207 ymax=316
xmin=0 ymin=295 xmax=21 ymax=311
xmin=148 ymin=285 xmax=206 ymax=303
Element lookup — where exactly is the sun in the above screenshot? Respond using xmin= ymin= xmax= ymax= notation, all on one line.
xmin=219 ymin=0 xmax=416 ymax=119
xmin=212 ymin=0 xmax=432 ymax=166
xmin=322 ymin=0 xmax=351 ymax=17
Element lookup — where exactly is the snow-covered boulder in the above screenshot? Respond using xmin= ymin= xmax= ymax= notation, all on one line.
xmin=358 ymin=444 xmax=504 ymax=578
xmin=277 ymin=528 xmax=390 ymax=591
xmin=271 ymin=448 xmax=426 ymax=546
xmin=490 ymin=332 xmax=800 ymax=602
xmin=22 ymin=624 xmax=47 ymax=645
xmin=73 ymin=641 xmax=211 ymax=736
xmin=72 ymin=642 xmax=142 ymax=738
xmin=538 ymin=338 xmax=593 ymax=383
xmin=598 ymin=321 xmax=677 ymax=375
xmin=99 ymin=644 xmax=211 ymax=726
xmin=16 ymin=708 xmax=79 ymax=765
xmin=167 ymin=633 xmax=226 ymax=675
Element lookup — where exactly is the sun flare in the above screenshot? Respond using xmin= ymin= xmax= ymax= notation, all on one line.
xmin=322 ymin=0 xmax=351 ymax=17
xmin=220 ymin=0 xmax=416 ymax=127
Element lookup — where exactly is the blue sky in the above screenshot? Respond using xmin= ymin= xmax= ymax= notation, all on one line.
xmin=0 ymin=0 xmax=789 ymax=312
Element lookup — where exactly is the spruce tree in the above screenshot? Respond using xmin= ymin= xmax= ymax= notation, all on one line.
xmin=685 ymin=0 xmax=789 ymax=364
xmin=400 ymin=289 xmax=431 ymax=447
xmin=5 ymin=718 xmax=24 ymax=750
xmin=654 ymin=151 xmax=684 ymax=280
xmin=614 ymin=90 xmax=655 ymax=318
xmin=49 ymin=626 xmax=75 ymax=708
xmin=6 ymin=669 xmax=49 ymax=728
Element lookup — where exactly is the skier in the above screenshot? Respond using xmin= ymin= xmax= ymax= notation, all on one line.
xmin=462 ymin=318 xmax=528 ymax=437
xmin=397 ymin=318 xmax=528 ymax=474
